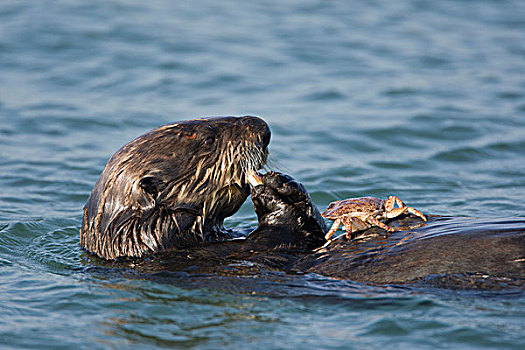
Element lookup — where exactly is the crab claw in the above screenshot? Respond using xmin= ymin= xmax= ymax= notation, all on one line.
xmin=246 ymin=169 xmax=264 ymax=187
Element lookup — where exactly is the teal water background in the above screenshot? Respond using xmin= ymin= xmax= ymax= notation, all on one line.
xmin=1 ymin=0 xmax=524 ymax=349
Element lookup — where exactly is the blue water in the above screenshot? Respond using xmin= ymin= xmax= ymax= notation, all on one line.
xmin=1 ymin=0 xmax=524 ymax=349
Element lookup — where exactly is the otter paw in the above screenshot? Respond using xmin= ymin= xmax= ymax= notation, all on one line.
xmin=250 ymin=171 xmax=327 ymax=241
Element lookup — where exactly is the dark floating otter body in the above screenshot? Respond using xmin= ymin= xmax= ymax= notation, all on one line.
xmin=297 ymin=216 xmax=525 ymax=287
xmin=119 ymin=177 xmax=525 ymax=289
xmin=81 ymin=116 xmax=525 ymax=289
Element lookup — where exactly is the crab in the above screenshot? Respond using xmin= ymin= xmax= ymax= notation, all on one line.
xmin=246 ymin=169 xmax=263 ymax=187
xmin=321 ymin=196 xmax=427 ymax=242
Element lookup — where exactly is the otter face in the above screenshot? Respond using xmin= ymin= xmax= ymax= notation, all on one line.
xmin=80 ymin=116 xmax=270 ymax=259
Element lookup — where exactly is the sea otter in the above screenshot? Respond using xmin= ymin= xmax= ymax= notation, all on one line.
xmin=80 ymin=116 xmax=277 ymax=259
xmin=81 ymin=116 xmax=524 ymax=288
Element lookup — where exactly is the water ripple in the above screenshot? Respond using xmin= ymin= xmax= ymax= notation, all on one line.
xmin=1 ymin=0 xmax=525 ymax=349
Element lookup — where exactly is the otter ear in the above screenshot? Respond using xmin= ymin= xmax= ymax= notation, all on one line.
xmin=139 ymin=176 xmax=165 ymax=196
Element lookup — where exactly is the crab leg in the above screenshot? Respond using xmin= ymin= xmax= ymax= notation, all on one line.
xmin=405 ymin=207 xmax=427 ymax=221
xmin=325 ymin=217 xmax=342 ymax=241
xmin=384 ymin=196 xmax=426 ymax=221
xmin=384 ymin=206 xmax=408 ymax=219
xmin=342 ymin=217 xmax=368 ymax=238
xmin=384 ymin=196 xmax=406 ymax=218
xmin=366 ymin=216 xmax=395 ymax=233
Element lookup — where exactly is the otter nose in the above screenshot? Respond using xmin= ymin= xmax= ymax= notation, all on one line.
xmin=241 ymin=116 xmax=271 ymax=148
xmin=262 ymin=125 xmax=271 ymax=148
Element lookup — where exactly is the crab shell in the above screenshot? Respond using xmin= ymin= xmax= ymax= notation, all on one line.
xmin=246 ymin=169 xmax=263 ymax=187
xmin=322 ymin=197 xmax=384 ymax=220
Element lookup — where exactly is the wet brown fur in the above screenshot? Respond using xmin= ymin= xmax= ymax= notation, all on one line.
xmin=80 ymin=116 xmax=270 ymax=259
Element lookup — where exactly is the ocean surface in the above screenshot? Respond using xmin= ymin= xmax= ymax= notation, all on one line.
xmin=1 ymin=0 xmax=524 ymax=349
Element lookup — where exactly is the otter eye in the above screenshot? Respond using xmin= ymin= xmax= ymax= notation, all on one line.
xmin=181 ymin=132 xmax=197 ymax=140
xmin=203 ymin=136 xmax=215 ymax=146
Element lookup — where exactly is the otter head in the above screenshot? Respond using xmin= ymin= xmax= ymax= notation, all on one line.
xmin=80 ymin=116 xmax=270 ymax=259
